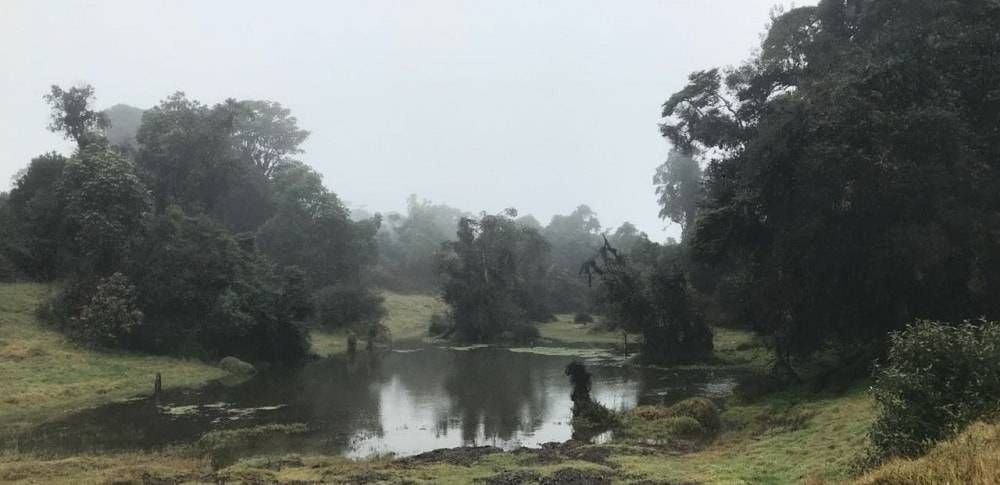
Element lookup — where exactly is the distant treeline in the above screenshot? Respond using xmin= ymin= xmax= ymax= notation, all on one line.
xmin=0 ymin=85 xmax=660 ymax=363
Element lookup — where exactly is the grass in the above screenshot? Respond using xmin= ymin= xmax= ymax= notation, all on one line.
xmin=854 ymin=420 xmax=1000 ymax=484
xmin=0 ymin=448 xmax=211 ymax=485
xmin=2 ymin=287 xmax=891 ymax=483
xmin=309 ymin=291 xmax=446 ymax=356
xmin=537 ymin=314 xmax=638 ymax=347
xmin=0 ymin=283 xmax=225 ymax=433
xmin=612 ymin=385 xmax=876 ymax=484
xmin=712 ymin=325 xmax=772 ymax=368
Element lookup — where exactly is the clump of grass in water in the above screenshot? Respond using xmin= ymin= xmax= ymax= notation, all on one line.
xmin=566 ymin=361 xmax=618 ymax=439
xmin=197 ymin=423 xmax=307 ymax=468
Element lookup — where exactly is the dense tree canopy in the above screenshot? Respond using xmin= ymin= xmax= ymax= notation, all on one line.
xmin=5 ymin=84 xmax=381 ymax=363
xmin=660 ymin=0 xmax=1000 ymax=367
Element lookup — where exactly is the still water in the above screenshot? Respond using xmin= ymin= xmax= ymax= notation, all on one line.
xmin=16 ymin=346 xmax=741 ymax=458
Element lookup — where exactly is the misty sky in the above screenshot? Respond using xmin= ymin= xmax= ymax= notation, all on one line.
xmin=1 ymin=0 xmax=811 ymax=240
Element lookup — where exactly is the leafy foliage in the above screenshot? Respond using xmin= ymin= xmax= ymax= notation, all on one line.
xmin=437 ymin=210 xmax=551 ymax=342
xmin=126 ymin=208 xmax=308 ymax=362
xmin=653 ymin=150 xmax=702 ymax=241
xmin=230 ymin=100 xmax=310 ymax=178
xmin=582 ymin=238 xmax=712 ymax=365
xmin=660 ymin=0 xmax=1000 ymax=368
xmin=58 ymin=145 xmax=150 ymax=274
xmin=866 ymin=320 xmax=1000 ymax=466
xmin=4 ymin=152 xmax=69 ymax=278
xmin=68 ymin=272 xmax=143 ymax=348
xmin=43 ymin=85 xmax=109 ymax=149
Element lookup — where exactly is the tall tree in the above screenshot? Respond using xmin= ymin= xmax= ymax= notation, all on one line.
xmin=136 ymin=93 xmax=240 ymax=213
xmin=59 ymin=145 xmax=150 ymax=275
xmin=438 ymin=210 xmax=552 ymax=342
xmin=43 ymin=84 xmax=109 ymax=149
xmin=229 ymin=100 xmax=310 ymax=178
xmin=653 ymin=150 xmax=702 ymax=242
xmin=659 ymin=0 xmax=1000 ymax=369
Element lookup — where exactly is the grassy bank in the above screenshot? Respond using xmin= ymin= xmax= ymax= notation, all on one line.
xmin=2 ymin=286 xmax=890 ymax=483
xmin=310 ymin=292 xmax=447 ymax=356
xmin=0 ymin=387 xmax=877 ymax=484
xmin=855 ymin=420 xmax=1000 ymax=484
xmin=0 ymin=283 xmax=224 ymax=433
xmin=537 ymin=314 xmax=637 ymax=348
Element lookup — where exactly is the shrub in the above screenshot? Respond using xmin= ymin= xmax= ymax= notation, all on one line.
xmin=865 ymin=319 xmax=1000 ymax=467
xmin=668 ymin=397 xmax=721 ymax=432
xmin=508 ymin=323 xmax=540 ymax=344
xmin=69 ymin=272 xmax=143 ymax=347
xmin=660 ymin=415 xmax=706 ymax=438
xmin=573 ymin=312 xmax=594 ymax=324
xmin=312 ymin=283 xmax=386 ymax=329
xmin=620 ymin=398 xmax=720 ymax=443
xmin=428 ymin=312 xmax=453 ymax=337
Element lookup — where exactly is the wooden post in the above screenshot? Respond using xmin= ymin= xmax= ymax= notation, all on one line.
xmin=154 ymin=372 xmax=162 ymax=395
xmin=623 ymin=331 xmax=628 ymax=358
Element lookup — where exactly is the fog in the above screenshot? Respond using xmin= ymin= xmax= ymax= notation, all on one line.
xmin=0 ymin=0 xmax=810 ymax=239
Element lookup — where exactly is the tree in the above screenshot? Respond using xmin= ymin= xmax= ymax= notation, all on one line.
xmin=43 ymin=84 xmax=109 ymax=149
xmin=4 ymin=152 xmax=69 ymax=277
xmin=136 ymin=92 xmax=241 ymax=213
xmin=103 ymin=104 xmax=145 ymax=155
xmin=375 ymin=195 xmax=465 ymax=291
xmin=437 ymin=209 xmax=552 ymax=342
xmin=59 ymin=145 xmax=150 ymax=275
xmin=126 ymin=207 xmax=309 ymax=362
xmin=653 ymin=150 xmax=702 ymax=242
xmin=542 ymin=205 xmax=603 ymax=312
xmin=582 ymin=237 xmax=713 ymax=365
xmin=659 ymin=0 xmax=1000 ymax=370
xmin=257 ymin=162 xmax=383 ymax=328
xmin=229 ymin=100 xmax=310 ymax=178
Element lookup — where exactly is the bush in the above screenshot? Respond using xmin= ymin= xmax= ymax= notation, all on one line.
xmin=668 ymin=397 xmax=721 ymax=433
xmin=68 ymin=272 xmax=143 ymax=347
xmin=573 ymin=312 xmax=594 ymax=324
xmin=620 ymin=398 xmax=720 ymax=443
xmin=507 ymin=323 xmax=540 ymax=344
xmin=312 ymin=284 xmax=385 ymax=329
xmin=428 ymin=312 xmax=453 ymax=337
xmin=865 ymin=319 xmax=1000 ymax=467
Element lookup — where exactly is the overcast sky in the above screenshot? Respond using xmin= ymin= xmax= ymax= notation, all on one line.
xmin=1 ymin=0 xmax=811 ymax=240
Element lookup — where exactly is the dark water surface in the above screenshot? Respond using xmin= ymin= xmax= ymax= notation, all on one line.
xmin=14 ymin=346 xmax=742 ymax=458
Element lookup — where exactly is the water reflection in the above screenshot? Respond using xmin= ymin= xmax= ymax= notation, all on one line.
xmin=11 ymin=346 xmax=742 ymax=458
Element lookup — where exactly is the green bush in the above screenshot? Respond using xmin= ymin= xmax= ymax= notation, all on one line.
xmin=70 ymin=272 xmax=143 ymax=347
xmin=660 ymin=415 xmax=706 ymax=438
xmin=668 ymin=397 xmax=721 ymax=432
xmin=312 ymin=283 xmax=385 ymax=329
xmin=507 ymin=323 xmax=540 ymax=344
xmin=865 ymin=319 xmax=1000 ymax=467
xmin=428 ymin=312 xmax=452 ymax=336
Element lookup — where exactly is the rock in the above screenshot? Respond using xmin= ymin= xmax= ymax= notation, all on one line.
xmin=219 ymin=356 xmax=256 ymax=375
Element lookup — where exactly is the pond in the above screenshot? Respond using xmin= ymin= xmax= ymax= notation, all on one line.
xmin=14 ymin=346 xmax=743 ymax=458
